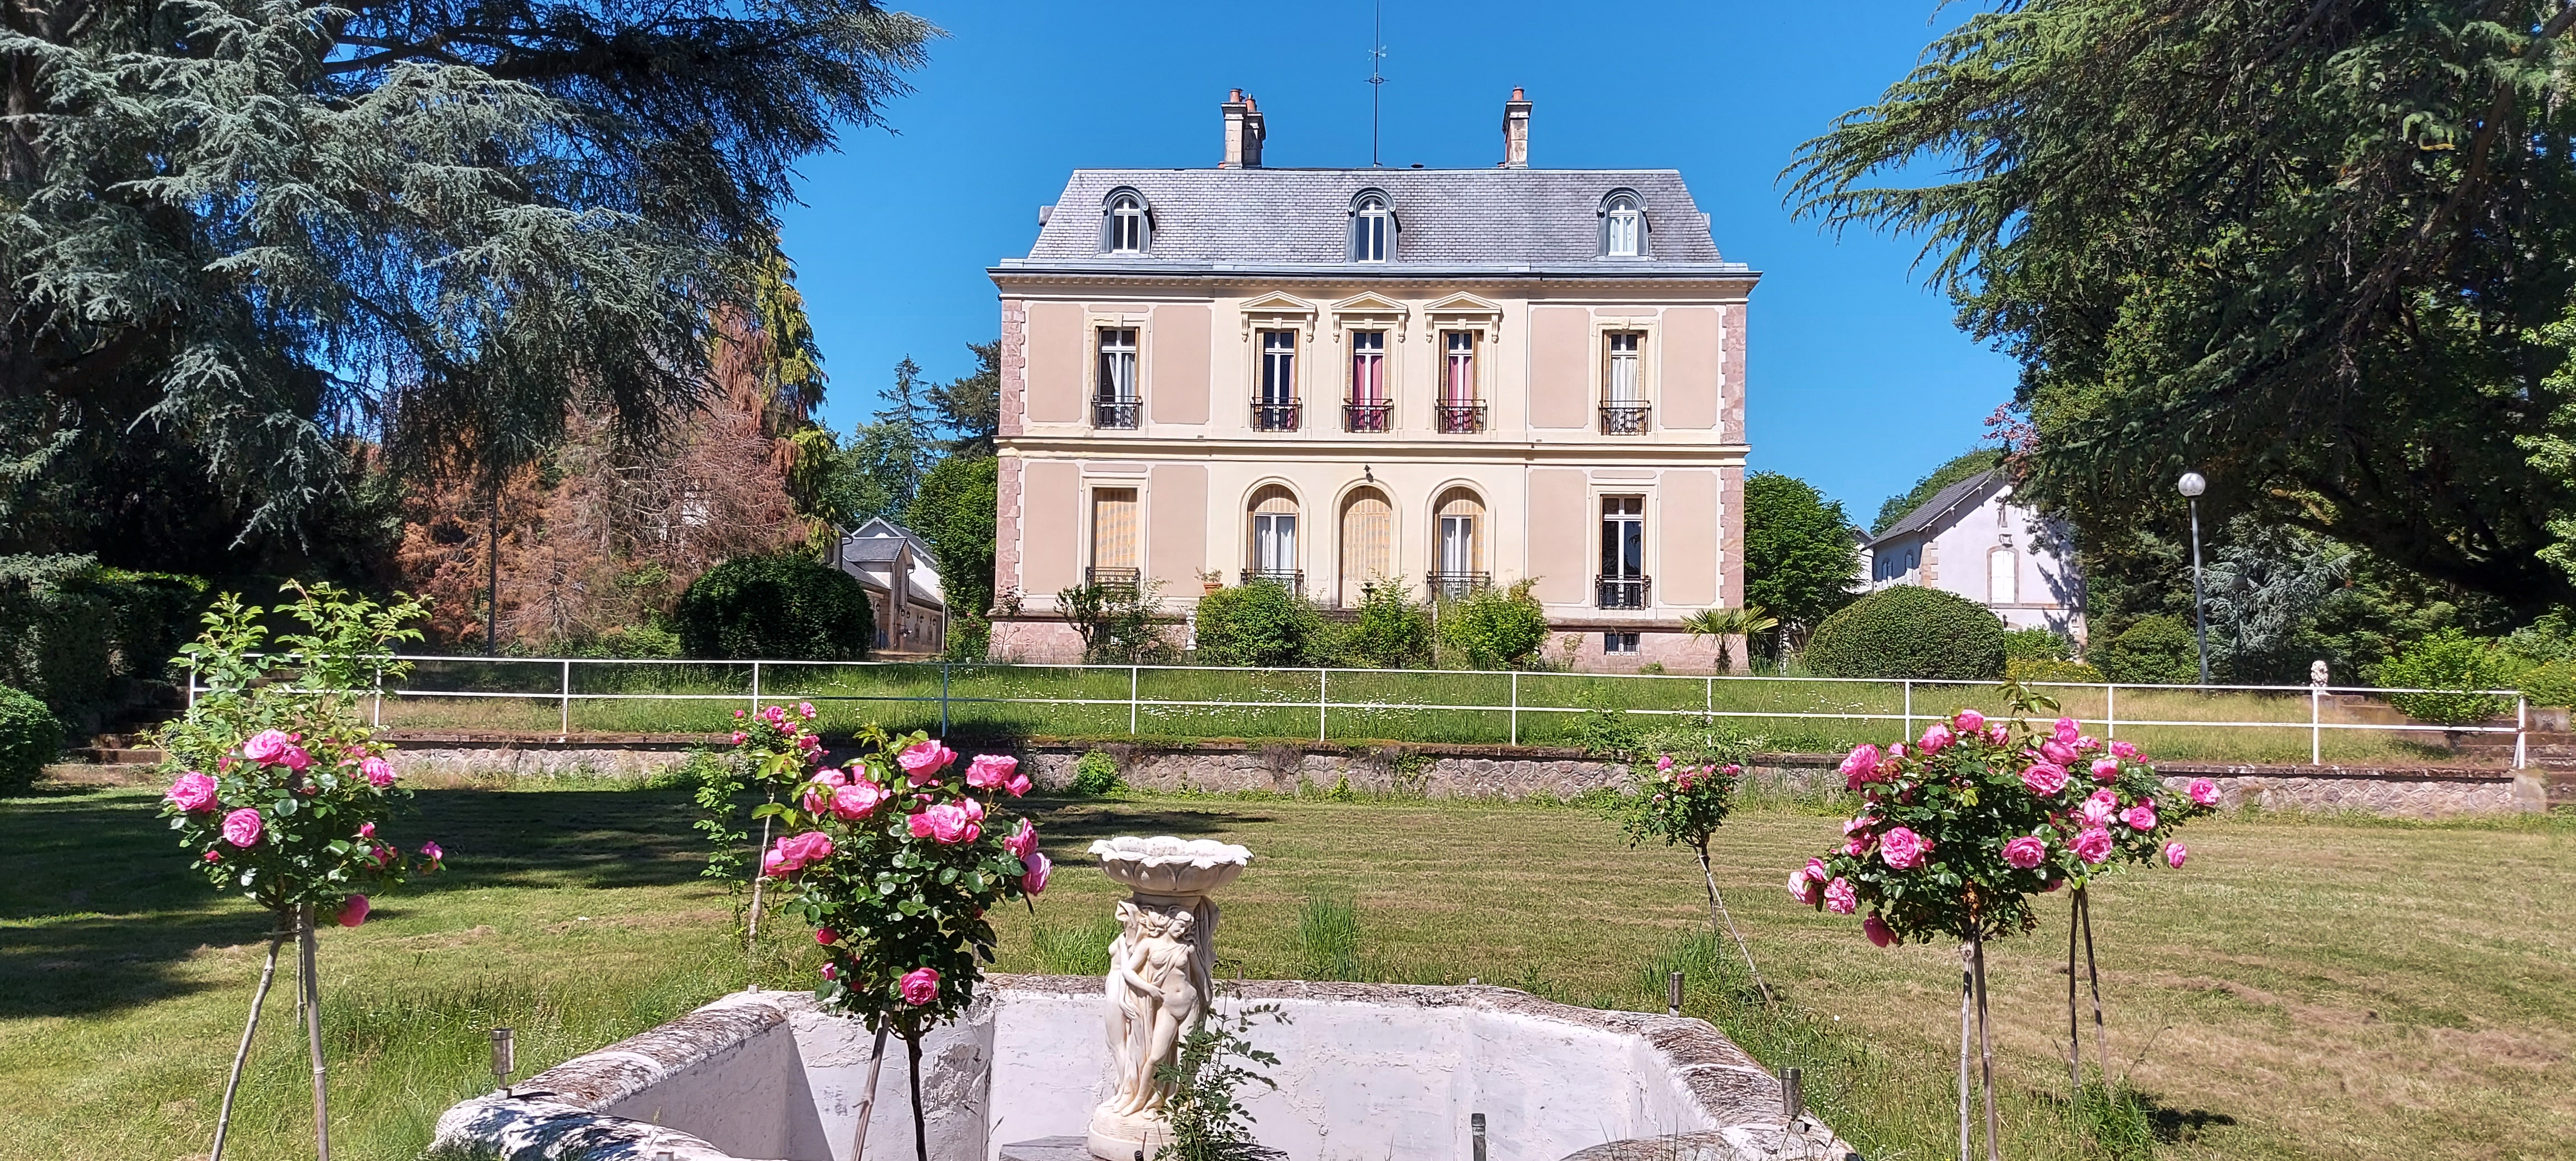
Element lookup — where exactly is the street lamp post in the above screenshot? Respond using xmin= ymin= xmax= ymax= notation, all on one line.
xmin=2177 ymin=471 xmax=2209 ymax=686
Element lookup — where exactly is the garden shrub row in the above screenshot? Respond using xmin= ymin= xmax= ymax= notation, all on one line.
xmin=1187 ymin=578 xmax=1548 ymax=671
xmin=0 ymin=554 xmax=209 ymax=711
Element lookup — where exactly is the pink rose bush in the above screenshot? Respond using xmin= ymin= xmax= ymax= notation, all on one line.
xmin=157 ymin=584 xmax=441 ymax=930
xmin=1796 ymin=706 xmax=2214 ymax=946
xmin=756 ymin=726 xmax=1045 ymax=1041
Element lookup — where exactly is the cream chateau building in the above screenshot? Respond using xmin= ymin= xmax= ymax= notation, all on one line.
xmin=988 ymin=91 xmax=1759 ymax=670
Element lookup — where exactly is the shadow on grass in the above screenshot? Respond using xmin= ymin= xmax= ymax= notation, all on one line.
xmin=0 ymin=784 xmax=713 ymax=1019
xmin=1016 ymin=796 xmax=1276 ymax=862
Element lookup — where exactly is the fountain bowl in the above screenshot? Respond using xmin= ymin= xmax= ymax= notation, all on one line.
xmin=1087 ymin=836 xmax=1250 ymax=897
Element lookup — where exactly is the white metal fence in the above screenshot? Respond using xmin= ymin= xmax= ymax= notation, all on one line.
xmin=193 ymin=655 xmax=2533 ymax=768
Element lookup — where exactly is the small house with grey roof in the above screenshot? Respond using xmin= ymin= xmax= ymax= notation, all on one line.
xmin=1860 ymin=469 xmax=2086 ymax=642
xmin=831 ymin=516 xmax=947 ymax=656
xmin=988 ymin=90 xmax=1759 ymax=671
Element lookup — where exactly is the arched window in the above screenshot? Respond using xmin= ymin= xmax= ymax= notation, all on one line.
xmin=1247 ymin=484 xmax=1300 ymax=589
xmin=1432 ymin=486 xmax=1487 ymax=600
xmin=1104 ymin=191 xmax=1148 ymax=253
xmin=1350 ymin=191 xmax=1393 ymax=262
xmin=1338 ymin=487 xmax=1393 ymax=608
xmin=1602 ymin=191 xmax=1646 ymax=257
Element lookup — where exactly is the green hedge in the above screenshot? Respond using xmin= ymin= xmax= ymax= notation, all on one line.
xmin=2378 ymin=629 xmax=2512 ymax=725
xmin=2007 ymin=656 xmax=2106 ymax=684
xmin=1194 ymin=580 xmax=1328 ymax=667
xmin=0 ymin=555 xmax=209 ymax=710
xmin=0 ymin=684 xmax=63 ymax=794
xmin=2095 ymin=615 xmax=2199 ymax=685
xmin=1803 ymin=586 xmax=2006 ymax=681
xmin=674 ymin=554 xmax=874 ymax=660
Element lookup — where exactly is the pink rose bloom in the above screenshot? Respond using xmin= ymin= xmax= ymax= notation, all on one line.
xmin=2109 ymin=740 xmax=2140 ymax=760
xmin=2090 ymin=757 xmax=2121 ymax=782
xmin=2075 ymin=735 xmax=2100 ymax=753
xmin=1002 ymin=769 xmax=1032 ymax=797
xmin=764 ymin=831 xmax=834 ymax=875
xmin=2121 ymin=803 xmax=2158 ymax=832
xmin=1787 ymin=869 xmax=1821 ymax=904
xmin=2074 ymin=827 xmax=2114 ymax=864
xmin=1805 ymin=857 xmax=1831 ymax=884
xmin=2187 ymin=778 xmax=2220 ymax=807
xmin=1823 ymin=876 xmax=1858 ymax=915
xmin=816 ymin=928 xmax=838 ymax=945
xmin=420 ymin=840 xmax=444 ymax=865
xmin=336 ymin=896 xmax=369 ymax=927
xmin=220 ymin=808 xmax=264 ymax=847
xmin=1887 ymin=743 xmax=1908 ymax=762
xmin=360 ymin=757 xmax=396 ymax=788
xmin=2021 ymin=763 xmax=2069 ymax=797
xmin=899 ymin=967 xmax=940 ymax=1006
xmin=203 ymin=850 xmax=222 ymax=863
xmin=1987 ymin=724 xmax=2009 ymax=745
xmin=2081 ymin=789 xmax=2118 ymax=826
xmin=2164 ymin=842 xmax=2188 ymax=869
xmin=965 ymin=754 xmax=1019 ymax=790
xmin=167 ymin=772 xmax=218 ymax=813
xmin=2002 ymin=835 xmax=2048 ymax=869
xmin=358 ymin=821 xmax=376 ymax=839
xmin=1878 ymin=826 xmax=1929 ymax=870
xmin=1837 ymin=744 xmax=1882 ymax=783
xmin=1954 ymin=710 xmax=1985 ymax=733
xmin=279 ymin=746 xmax=313 ymax=773
xmin=1005 ymin=818 xmax=1040 ymax=859
xmin=897 ymin=741 xmax=956 ymax=786
xmin=730 ymin=731 xmax=747 ymax=745
xmin=1022 ymin=851 xmax=1052 ymax=894
xmin=1918 ymin=723 xmax=1954 ymax=754
xmin=798 ymin=701 xmax=816 ymax=719
xmin=1863 ymin=915 xmax=1895 ymax=948
xmin=1656 ymin=754 xmax=1675 ymax=772
xmin=1843 ymin=835 xmax=1870 ymax=857
xmin=831 ymin=779 xmax=889 ymax=822
xmin=2040 ymin=739 xmax=2077 ymax=765
xmin=241 ymin=729 xmax=294 ymax=764
xmin=2054 ymin=717 xmax=2080 ymax=744
xmin=820 ymin=963 xmax=837 ymax=980
xmin=1723 ymin=763 xmax=1742 ymax=775
xmin=1842 ymin=816 xmax=1872 ymax=836
xmin=802 ymin=769 xmax=849 ymax=815
xmin=908 ymin=803 xmax=981 ymax=845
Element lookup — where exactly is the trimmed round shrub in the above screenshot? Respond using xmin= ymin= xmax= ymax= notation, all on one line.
xmin=1194 ymin=579 xmax=1326 ymax=667
xmin=2095 ymin=615 xmax=2199 ymax=685
xmin=0 ymin=684 xmax=64 ymax=794
xmin=2378 ymin=629 xmax=2512 ymax=725
xmin=1802 ymin=587 xmax=2006 ymax=681
xmin=1438 ymin=580 xmax=1551 ymax=670
xmin=2002 ymin=627 xmax=2072 ymax=661
xmin=674 ymin=555 xmax=874 ymax=661
xmin=2519 ymin=658 xmax=2576 ymax=710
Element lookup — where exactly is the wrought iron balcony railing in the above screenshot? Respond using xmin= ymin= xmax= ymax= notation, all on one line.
xmin=1428 ymin=571 xmax=1490 ymax=602
xmin=1343 ymin=401 xmax=1392 ymax=432
xmin=1595 ymin=575 xmax=1652 ymax=609
xmin=1435 ymin=402 xmax=1487 ymax=434
xmin=1598 ymin=404 xmax=1651 ymax=435
xmin=1094 ymin=398 xmax=1140 ymax=429
xmin=1250 ymin=401 xmax=1302 ymax=432
xmin=1240 ymin=569 xmax=1303 ymax=591
xmin=1085 ymin=567 xmax=1140 ymax=593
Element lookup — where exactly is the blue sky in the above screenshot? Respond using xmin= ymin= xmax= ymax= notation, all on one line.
xmin=775 ymin=1 xmax=2014 ymax=521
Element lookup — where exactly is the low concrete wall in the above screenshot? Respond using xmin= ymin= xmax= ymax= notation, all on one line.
xmin=430 ymin=980 xmax=1850 ymax=1161
xmin=378 ymin=733 xmax=2538 ymax=817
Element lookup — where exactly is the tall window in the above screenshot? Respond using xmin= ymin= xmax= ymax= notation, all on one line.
xmin=1988 ymin=548 xmax=2018 ymax=604
xmin=1106 ymin=193 xmax=1146 ymax=253
xmin=1351 ymin=193 xmax=1391 ymax=262
xmin=1260 ymin=331 xmax=1297 ymax=404
xmin=1089 ymin=488 xmax=1139 ymax=589
xmin=1338 ymin=487 xmax=1393 ymax=606
xmin=1606 ymin=333 xmax=1642 ymax=402
xmin=1599 ymin=496 xmax=1647 ymax=608
xmin=1096 ymin=328 xmax=1138 ymax=428
xmin=1349 ymin=332 xmax=1384 ymax=402
xmin=1248 ymin=484 xmax=1299 ymax=585
xmin=1443 ymin=331 xmax=1476 ymax=403
xmin=1604 ymin=193 xmax=1644 ymax=257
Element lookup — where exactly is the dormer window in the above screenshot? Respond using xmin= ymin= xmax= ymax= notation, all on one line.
xmin=1602 ymin=191 xmax=1646 ymax=257
xmin=1104 ymin=190 xmax=1148 ymax=253
xmin=1350 ymin=192 xmax=1393 ymax=262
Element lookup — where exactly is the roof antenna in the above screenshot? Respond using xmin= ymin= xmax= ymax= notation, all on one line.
xmin=1367 ymin=0 xmax=1388 ymax=167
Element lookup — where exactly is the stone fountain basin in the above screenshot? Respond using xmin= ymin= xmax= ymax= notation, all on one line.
xmin=430 ymin=976 xmax=1849 ymax=1161
xmin=1088 ymin=836 xmax=1250 ymax=897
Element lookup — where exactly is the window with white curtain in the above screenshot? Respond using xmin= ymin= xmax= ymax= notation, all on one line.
xmin=1443 ymin=331 xmax=1476 ymax=403
xmin=1606 ymin=333 xmax=1643 ymax=402
xmin=1260 ymin=330 xmax=1297 ymax=404
xmin=1349 ymin=331 xmax=1384 ymax=402
xmin=1096 ymin=329 xmax=1137 ymax=401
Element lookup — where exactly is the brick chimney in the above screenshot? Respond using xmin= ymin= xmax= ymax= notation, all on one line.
xmin=1501 ymin=87 xmax=1531 ymax=169
xmin=1220 ymin=89 xmax=1266 ymax=169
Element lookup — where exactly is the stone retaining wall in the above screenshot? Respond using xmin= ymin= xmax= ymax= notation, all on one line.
xmin=375 ymin=732 xmax=2540 ymax=817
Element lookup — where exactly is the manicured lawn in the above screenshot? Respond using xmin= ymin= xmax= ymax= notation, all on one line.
xmin=369 ymin=657 xmax=2467 ymax=765
xmin=3 ymin=779 xmax=2567 ymax=1160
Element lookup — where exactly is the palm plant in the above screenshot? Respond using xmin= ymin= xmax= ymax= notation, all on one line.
xmin=1682 ymin=606 xmax=1779 ymax=674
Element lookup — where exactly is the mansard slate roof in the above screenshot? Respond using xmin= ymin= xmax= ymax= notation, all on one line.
xmin=1001 ymin=168 xmax=1747 ymax=274
xmin=1870 ymin=469 xmax=2006 ymax=547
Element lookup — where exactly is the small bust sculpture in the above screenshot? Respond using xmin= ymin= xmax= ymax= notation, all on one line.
xmin=2310 ymin=659 xmax=2329 ymax=687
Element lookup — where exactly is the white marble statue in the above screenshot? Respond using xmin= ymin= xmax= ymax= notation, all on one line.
xmin=1086 ymin=837 xmax=1250 ymax=1160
